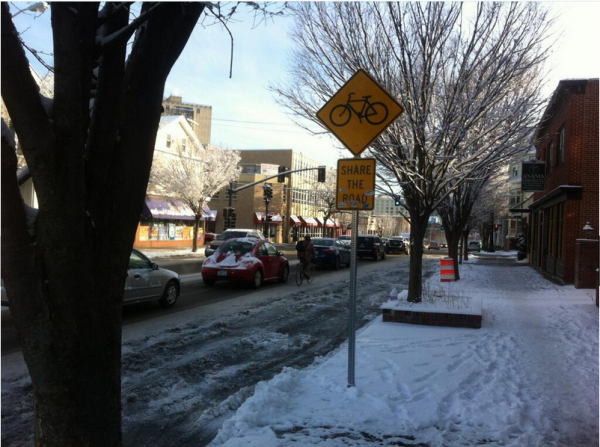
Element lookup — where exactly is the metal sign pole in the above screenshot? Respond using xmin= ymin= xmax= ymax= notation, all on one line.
xmin=348 ymin=208 xmax=358 ymax=387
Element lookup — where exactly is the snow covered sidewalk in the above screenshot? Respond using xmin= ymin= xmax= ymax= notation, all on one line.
xmin=209 ymin=260 xmax=599 ymax=447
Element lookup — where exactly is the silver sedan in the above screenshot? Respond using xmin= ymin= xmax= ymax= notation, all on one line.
xmin=125 ymin=248 xmax=181 ymax=307
xmin=1 ymin=249 xmax=181 ymax=309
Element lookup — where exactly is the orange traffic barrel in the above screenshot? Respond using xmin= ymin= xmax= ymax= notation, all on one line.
xmin=440 ymin=257 xmax=455 ymax=282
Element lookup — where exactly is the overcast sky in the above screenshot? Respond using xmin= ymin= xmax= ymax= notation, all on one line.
xmin=10 ymin=2 xmax=600 ymax=168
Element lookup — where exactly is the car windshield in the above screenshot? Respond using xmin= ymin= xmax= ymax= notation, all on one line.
xmin=218 ymin=240 xmax=254 ymax=255
xmin=357 ymin=237 xmax=373 ymax=246
xmin=313 ymin=239 xmax=333 ymax=247
xmin=218 ymin=231 xmax=248 ymax=240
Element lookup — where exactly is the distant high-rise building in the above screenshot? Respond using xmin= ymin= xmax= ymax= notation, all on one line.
xmin=161 ymin=95 xmax=212 ymax=146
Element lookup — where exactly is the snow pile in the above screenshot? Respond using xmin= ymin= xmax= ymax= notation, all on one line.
xmin=210 ymin=262 xmax=599 ymax=447
xmin=143 ymin=248 xmax=206 ymax=259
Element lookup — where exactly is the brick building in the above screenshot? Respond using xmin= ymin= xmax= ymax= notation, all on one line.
xmin=208 ymin=150 xmax=342 ymax=243
xmin=529 ymin=79 xmax=599 ymax=286
xmin=162 ymin=95 xmax=212 ymax=147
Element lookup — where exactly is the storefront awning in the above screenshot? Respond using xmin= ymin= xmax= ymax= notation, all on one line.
xmin=290 ymin=215 xmax=302 ymax=226
xmin=315 ymin=217 xmax=325 ymax=226
xmin=334 ymin=219 xmax=341 ymax=228
xmin=299 ymin=216 xmax=318 ymax=226
xmin=201 ymin=209 xmax=217 ymax=221
xmin=325 ymin=218 xmax=336 ymax=228
xmin=143 ymin=197 xmax=195 ymax=221
xmin=254 ymin=211 xmax=283 ymax=225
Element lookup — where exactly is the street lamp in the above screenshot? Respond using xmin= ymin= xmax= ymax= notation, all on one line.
xmin=12 ymin=2 xmax=49 ymax=17
xmin=583 ymin=222 xmax=594 ymax=239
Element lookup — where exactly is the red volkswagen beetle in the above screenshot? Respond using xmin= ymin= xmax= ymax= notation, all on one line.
xmin=201 ymin=238 xmax=290 ymax=288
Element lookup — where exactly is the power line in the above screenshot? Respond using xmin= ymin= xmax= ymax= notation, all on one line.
xmin=212 ymin=122 xmax=318 ymax=135
xmin=213 ymin=117 xmax=298 ymax=126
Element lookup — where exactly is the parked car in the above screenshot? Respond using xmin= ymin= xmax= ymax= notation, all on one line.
xmin=357 ymin=235 xmax=386 ymax=261
xmin=312 ymin=238 xmax=351 ymax=269
xmin=386 ymin=237 xmax=407 ymax=254
xmin=381 ymin=237 xmax=390 ymax=253
xmin=427 ymin=241 xmax=440 ymax=250
xmin=126 ymin=248 xmax=181 ymax=307
xmin=205 ymin=229 xmax=266 ymax=257
xmin=204 ymin=233 xmax=220 ymax=245
xmin=2 ymin=249 xmax=181 ymax=309
xmin=336 ymin=235 xmax=351 ymax=248
xmin=201 ymin=238 xmax=289 ymax=288
xmin=467 ymin=241 xmax=481 ymax=252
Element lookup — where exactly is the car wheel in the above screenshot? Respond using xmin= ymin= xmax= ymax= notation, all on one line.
xmin=252 ymin=269 xmax=263 ymax=289
xmin=279 ymin=265 xmax=289 ymax=283
xmin=373 ymin=252 xmax=379 ymax=261
xmin=382 ymin=251 xmax=386 ymax=260
xmin=334 ymin=256 xmax=340 ymax=270
xmin=158 ymin=281 xmax=179 ymax=308
xmin=203 ymin=278 xmax=216 ymax=286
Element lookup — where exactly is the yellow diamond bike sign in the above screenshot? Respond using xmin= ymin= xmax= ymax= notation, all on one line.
xmin=317 ymin=69 xmax=404 ymax=156
xmin=336 ymin=158 xmax=376 ymax=211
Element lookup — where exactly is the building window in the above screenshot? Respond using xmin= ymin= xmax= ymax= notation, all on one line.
xmin=558 ymin=127 xmax=565 ymax=165
xmin=548 ymin=142 xmax=554 ymax=171
xmin=181 ymin=138 xmax=187 ymax=152
xmin=512 ymin=165 xmax=519 ymax=177
xmin=166 ymin=134 xmax=172 ymax=148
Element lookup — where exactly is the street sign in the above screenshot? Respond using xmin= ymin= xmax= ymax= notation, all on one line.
xmin=336 ymin=158 xmax=376 ymax=210
xmin=317 ymin=69 xmax=404 ymax=156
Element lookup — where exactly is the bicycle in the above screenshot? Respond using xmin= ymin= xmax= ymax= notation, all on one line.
xmin=295 ymin=259 xmax=314 ymax=286
xmin=329 ymin=92 xmax=389 ymax=127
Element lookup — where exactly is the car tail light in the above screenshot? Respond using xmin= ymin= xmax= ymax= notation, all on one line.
xmin=324 ymin=249 xmax=335 ymax=254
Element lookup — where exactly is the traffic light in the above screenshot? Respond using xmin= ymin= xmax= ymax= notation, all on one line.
xmin=317 ymin=166 xmax=326 ymax=182
xmin=394 ymin=198 xmax=401 ymax=206
xmin=494 ymin=224 xmax=499 ymax=230
xmin=266 ymin=214 xmax=272 ymax=223
xmin=229 ymin=209 xmax=236 ymax=228
xmin=223 ymin=207 xmax=229 ymax=220
xmin=278 ymin=166 xmax=287 ymax=183
xmin=263 ymin=183 xmax=273 ymax=201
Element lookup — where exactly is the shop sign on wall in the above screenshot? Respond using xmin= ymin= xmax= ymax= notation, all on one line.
xmin=521 ymin=161 xmax=546 ymax=192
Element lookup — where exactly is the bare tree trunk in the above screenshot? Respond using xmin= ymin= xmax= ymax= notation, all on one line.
xmin=445 ymin=230 xmax=461 ymax=280
xmin=192 ymin=215 xmax=200 ymax=252
xmin=463 ymin=230 xmax=470 ymax=261
xmin=1 ymin=3 xmax=204 ymax=445
xmin=407 ymin=216 xmax=428 ymax=302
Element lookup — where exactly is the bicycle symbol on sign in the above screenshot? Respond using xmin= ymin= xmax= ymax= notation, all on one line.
xmin=329 ymin=92 xmax=389 ymax=127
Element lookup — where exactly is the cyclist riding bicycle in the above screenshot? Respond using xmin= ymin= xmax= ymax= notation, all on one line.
xmin=296 ymin=235 xmax=316 ymax=280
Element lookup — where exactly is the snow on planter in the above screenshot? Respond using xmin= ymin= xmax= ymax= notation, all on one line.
xmin=380 ymin=289 xmax=482 ymax=328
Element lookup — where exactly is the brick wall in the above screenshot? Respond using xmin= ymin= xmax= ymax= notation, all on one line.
xmin=574 ymin=239 xmax=599 ymax=289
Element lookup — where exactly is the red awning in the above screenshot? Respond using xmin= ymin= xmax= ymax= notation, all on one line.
xmin=290 ymin=215 xmax=302 ymax=226
xmin=315 ymin=217 xmax=325 ymax=226
xmin=254 ymin=211 xmax=283 ymax=225
xmin=299 ymin=216 xmax=318 ymax=226
xmin=325 ymin=218 xmax=336 ymax=228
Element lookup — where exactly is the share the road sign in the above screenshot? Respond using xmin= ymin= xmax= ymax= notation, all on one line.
xmin=317 ymin=69 xmax=404 ymax=156
xmin=336 ymin=158 xmax=376 ymax=211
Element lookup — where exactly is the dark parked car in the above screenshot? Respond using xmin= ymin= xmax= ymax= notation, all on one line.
xmin=357 ymin=235 xmax=386 ymax=261
xmin=202 ymin=238 xmax=289 ymax=288
xmin=386 ymin=237 xmax=406 ymax=254
xmin=312 ymin=238 xmax=351 ymax=269
xmin=427 ymin=241 xmax=440 ymax=250
xmin=467 ymin=241 xmax=481 ymax=252
xmin=205 ymin=229 xmax=265 ymax=257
